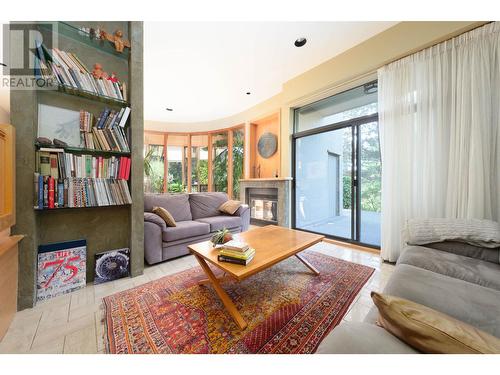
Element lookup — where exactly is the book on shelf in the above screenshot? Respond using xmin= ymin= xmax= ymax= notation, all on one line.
xmin=34 ymin=41 xmax=127 ymax=101
xmin=36 ymin=150 xmax=130 ymax=180
xmin=34 ymin=150 xmax=132 ymax=210
xmin=34 ymin=174 xmax=132 ymax=210
xmin=79 ymin=107 xmax=130 ymax=152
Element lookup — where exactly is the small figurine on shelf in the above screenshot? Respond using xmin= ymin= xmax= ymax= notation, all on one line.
xmin=103 ymin=29 xmax=130 ymax=53
xmin=107 ymin=72 xmax=119 ymax=83
xmin=91 ymin=63 xmax=108 ymax=80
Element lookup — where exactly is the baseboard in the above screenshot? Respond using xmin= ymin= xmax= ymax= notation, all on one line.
xmin=322 ymin=238 xmax=380 ymax=255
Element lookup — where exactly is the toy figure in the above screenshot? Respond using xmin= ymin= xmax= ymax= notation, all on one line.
xmin=103 ymin=29 xmax=131 ymax=53
xmin=107 ymin=73 xmax=119 ymax=83
xmin=91 ymin=63 xmax=108 ymax=79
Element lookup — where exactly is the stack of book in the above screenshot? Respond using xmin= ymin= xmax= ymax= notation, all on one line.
xmin=217 ymin=240 xmax=255 ymax=266
xmin=34 ymin=149 xmax=132 ymax=209
xmin=80 ymin=107 xmax=131 ymax=152
xmin=34 ymin=42 xmax=127 ymax=101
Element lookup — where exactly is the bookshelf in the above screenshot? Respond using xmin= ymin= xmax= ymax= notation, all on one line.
xmin=11 ymin=21 xmax=144 ymax=309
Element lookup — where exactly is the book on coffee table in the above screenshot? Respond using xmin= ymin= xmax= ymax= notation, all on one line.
xmin=218 ymin=250 xmax=255 ymax=265
xmin=222 ymin=240 xmax=249 ymax=252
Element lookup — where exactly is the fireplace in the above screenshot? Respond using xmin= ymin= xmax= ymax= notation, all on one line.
xmin=247 ymin=188 xmax=278 ymax=225
xmin=240 ymin=177 xmax=292 ymax=228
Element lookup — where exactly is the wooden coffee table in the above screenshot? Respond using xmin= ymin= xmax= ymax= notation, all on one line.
xmin=188 ymin=225 xmax=324 ymax=329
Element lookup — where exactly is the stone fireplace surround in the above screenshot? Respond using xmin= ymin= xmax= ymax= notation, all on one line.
xmin=239 ymin=178 xmax=292 ymax=228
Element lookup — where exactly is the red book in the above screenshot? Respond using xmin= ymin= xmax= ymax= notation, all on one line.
xmin=118 ymin=156 xmax=125 ymax=179
xmin=48 ymin=177 xmax=55 ymax=209
xmin=98 ymin=156 xmax=103 ymax=178
xmin=124 ymin=157 xmax=131 ymax=180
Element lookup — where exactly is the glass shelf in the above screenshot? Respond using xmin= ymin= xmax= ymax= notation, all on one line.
xmin=35 ymin=204 xmax=131 ymax=212
xmin=39 ymin=22 xmax=130 ymax=61
xmin=35 ymin=143 xmax=131 ymax=156
xmin=44 ymin=84 xmax=129 ymax=107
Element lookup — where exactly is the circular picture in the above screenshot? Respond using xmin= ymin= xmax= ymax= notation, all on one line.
xmin=257 ymin=132 xmax=278 ymax=159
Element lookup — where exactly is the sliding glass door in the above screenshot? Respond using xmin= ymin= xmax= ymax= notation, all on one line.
xmin=295 ymin=126 xmax=353 ymax=239
xmin=293 ymin=81 xmax=381 ymax=247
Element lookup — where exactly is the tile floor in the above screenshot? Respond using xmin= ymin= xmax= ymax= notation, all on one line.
xmin=0 ymin=241 xmax=394 ymax=354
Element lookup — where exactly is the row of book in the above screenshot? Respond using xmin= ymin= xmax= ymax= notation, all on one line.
xmin=217 ymin=240 xmax=255 ymax=266
xmin=34 ymin=174 xmax=132 ymax=210
xmin=80 ymin=107 xmax=130 ymax=132
xmin=80 ymin=107 xmax=131 ymax=152
xmin=37 ymin=149 xmax=131 ymax=180
xmin=34 ymin=42 xmax=127 ymax=101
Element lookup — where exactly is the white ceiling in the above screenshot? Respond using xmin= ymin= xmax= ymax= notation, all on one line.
xmin=144 ymin=22 xmax=397 ymax=123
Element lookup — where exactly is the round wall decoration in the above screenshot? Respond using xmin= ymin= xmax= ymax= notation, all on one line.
xmin=257 ymin=132 xmax=278 ymax=159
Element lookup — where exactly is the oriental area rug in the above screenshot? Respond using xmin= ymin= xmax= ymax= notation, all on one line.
xmin=103 ymin=251 xmax=374 ymax=354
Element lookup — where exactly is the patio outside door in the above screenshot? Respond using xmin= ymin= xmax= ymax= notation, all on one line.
xmin=292 ymin=81 xmax=381 ymax=248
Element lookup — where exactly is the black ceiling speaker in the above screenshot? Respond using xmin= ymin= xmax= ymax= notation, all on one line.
xmin=294 ymin=38 xmax=307 ymax=47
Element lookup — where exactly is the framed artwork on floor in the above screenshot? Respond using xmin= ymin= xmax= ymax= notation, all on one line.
xmin=94 ymin=248 xmax=130 ymax=285
xmin=37 ymin=239 xmax=87 ymax=302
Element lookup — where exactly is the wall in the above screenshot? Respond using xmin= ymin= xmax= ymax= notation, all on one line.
xmin=145 ymin=21 xmax=484 ymax=177
xmin=0 ymin=107 xmax=9 ymax=123
xmin=250 ymin=113 xmax=280 ymax=178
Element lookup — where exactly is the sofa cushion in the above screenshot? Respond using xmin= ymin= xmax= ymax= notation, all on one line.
xmin=189 ymin=192 xmax=228 ymax=219
xmin=152 ymin=206 xmax=176 ymax=227
xmin=144 ymin=194 xmax=192 ymax=222
xmin=195 ymin=215 xmax=242 ymax=232
xmin=406 ymin=218 xmax=500 ymax=248
xmin=372 ymin=292 xmax=500 ymax=354
xmin=219 ymin=200 xmax=242 ymax=215
xmin=380 ymin=264 xmax=500 ymax=338
xmin=316 ymin=321 xmax=418 ymax=354
xmin=162 ymin=220 xmax=210 ymax=242
xmin=425 ymin=241 xmax=500 ymax=264
xmin=398 ymin=246 xmax=500 ymax=291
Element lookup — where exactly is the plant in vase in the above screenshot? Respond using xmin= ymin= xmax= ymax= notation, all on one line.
xmin=211 ymin=228 xmax=233 ymax=246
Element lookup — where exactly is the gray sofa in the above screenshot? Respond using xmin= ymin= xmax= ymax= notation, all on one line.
xmin=144 ymin=192 xmax=250 ymax=265
xmin=317 ymin=240 xmax=500 ymax=353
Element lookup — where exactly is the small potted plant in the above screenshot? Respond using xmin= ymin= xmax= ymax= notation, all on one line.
xmin=211 ymin=228 xmax=233 ymax=246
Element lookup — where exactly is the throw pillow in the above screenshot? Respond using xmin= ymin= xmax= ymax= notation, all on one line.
xmin=219 ymin=200 xmax=242 ymax=215
xmin=152 ymin=206 xmax=176 ymax=227
xmin=371 ymin=292 xmax=500 ymax=354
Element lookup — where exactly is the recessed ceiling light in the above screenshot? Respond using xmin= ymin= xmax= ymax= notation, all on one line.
xmin=294 ymin=37 xmax=307 ymax=47
xmin=246 ymin=92 xmax=251 ymax=95
xmin=166 ymin=108 xmax=173 ymax=111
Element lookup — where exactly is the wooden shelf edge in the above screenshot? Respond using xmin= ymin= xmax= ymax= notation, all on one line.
xmin=0 ymin=235 xmax=24 ymax=257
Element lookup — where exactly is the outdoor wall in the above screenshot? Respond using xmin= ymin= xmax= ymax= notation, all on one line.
xmin=145 ymin=21 xmax=483 ymax=178
xmin=295 ymin=130 xmax=344 ymax=227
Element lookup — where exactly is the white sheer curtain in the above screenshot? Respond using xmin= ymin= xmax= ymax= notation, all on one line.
xmin=378 ymin=22 xmax=500 ymax=262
